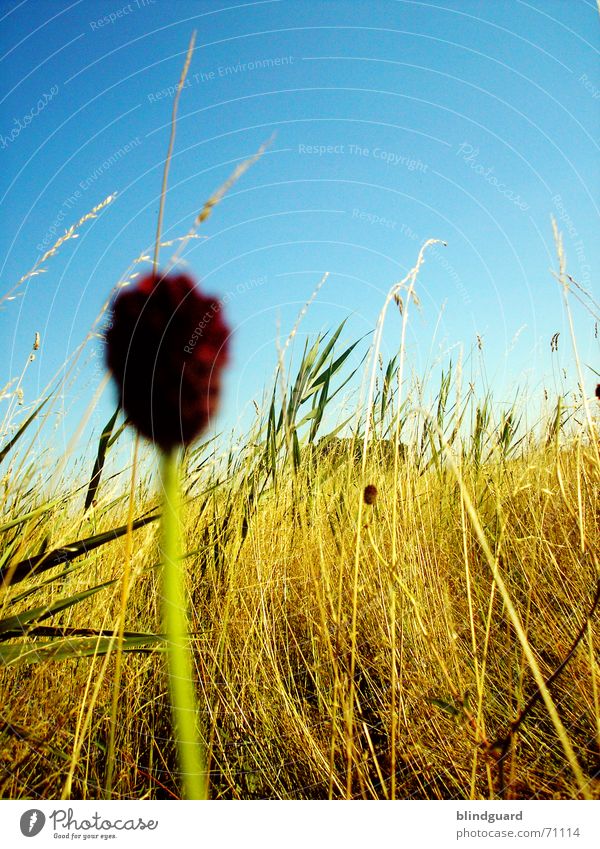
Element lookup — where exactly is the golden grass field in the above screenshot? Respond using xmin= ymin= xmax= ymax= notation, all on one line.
xmin=1 ymin=280 xmax=599 ymax=800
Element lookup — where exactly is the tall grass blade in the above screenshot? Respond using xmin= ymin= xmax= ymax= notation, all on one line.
xmin=0 ymin=394 xmax=51 ymax=465
xmin=0 ymin=500 xmax=62 ymax=535
xmin=1 ymin=513 xmax=159 ymax=585
xmin=0 ymin=580 xmax=117 ymax=639
xmin=0 ymin=634 xmax=164 ymax=667
xmin=83 ymin=406 xmax=121 ymax=512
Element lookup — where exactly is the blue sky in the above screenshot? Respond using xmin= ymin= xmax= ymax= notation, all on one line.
xmin=0 ymin=0 xmax=598 ymax=458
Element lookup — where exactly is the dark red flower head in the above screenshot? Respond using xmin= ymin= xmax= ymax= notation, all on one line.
xmin=106 ymin=272 xmax=230 ymax=450
xmin=363 ymin=484 xmax=378 ymax=505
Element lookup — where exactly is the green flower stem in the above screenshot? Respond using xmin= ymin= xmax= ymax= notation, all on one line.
xmin=160 ymin=446 xmax=207 ymax=800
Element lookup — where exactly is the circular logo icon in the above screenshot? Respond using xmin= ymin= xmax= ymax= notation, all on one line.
xmin=20 ymin=810 xmax=46 ymax=837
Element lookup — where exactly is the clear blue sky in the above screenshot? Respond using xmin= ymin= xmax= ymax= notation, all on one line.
xmin=1 ymin=0 xmax=598 ymax=457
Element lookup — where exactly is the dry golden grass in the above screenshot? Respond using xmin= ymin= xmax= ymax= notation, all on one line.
xmin=0 ymin=416 xmax=598 ymax=799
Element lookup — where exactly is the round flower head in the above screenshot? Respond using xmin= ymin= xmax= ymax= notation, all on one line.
xmin=363 ymin=484 xmax=378 ymax=505
xmin=106 ymin=272 xmax=230 ymax=450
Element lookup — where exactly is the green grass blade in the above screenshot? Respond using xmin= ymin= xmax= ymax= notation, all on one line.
xmin=304 ymin=339 xmax=362 ymax=398
xmin=84 ymin=406 xmax=120 ymax=512
xmin=0 ymin=580 xmax=117 ymax=639
xmin=0 ymin=635 xmax=164 ymax=667
xmin=6 ymin=562 xmax=95 ymax=605
xmin=0 ymin=500 xmax=62 ymax=535
xmin=309 ymin=319 xmax=348 ymax=378
xmin=292 ymin=429 xmax=301 ymax=472
xmin=0 ymin=394 xmax=52 ymax=465
xmin=1 ymin=513 xmax=159 ymax=585
xmin=308 ymin=364 xmax=332 ymax=443
xmin=380 ymin=354 xmax=399 ymax=425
